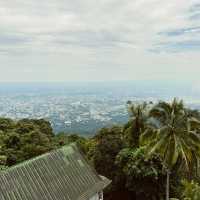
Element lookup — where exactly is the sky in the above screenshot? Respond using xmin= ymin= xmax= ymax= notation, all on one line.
xmin=0 ymin=0 xmax=200 ymax=82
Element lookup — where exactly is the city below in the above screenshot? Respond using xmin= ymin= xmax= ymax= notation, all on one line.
xmin=0 ymin=81 xmax=200 ymax=136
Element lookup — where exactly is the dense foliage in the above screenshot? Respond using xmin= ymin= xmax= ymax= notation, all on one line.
xmin=1 ymin=99 xmax=200 ymax=200
xmin=182 ymin=180 xmax=200 ymax=200
xmin=0 ymin=119 xmax=88 ymax=166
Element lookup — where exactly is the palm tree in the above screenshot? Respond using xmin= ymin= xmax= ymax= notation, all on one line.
xmin=140 ymin=98 xmax=200 ymax=200
xmin=124 ymin=101 xmax=150 ymax=147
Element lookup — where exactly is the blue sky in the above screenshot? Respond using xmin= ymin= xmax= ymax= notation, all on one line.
xmin=0 ymin=0 xmax=200 ymax=82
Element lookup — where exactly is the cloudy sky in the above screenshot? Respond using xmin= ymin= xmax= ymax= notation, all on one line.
xmin=0 ymin=0 xmax=200 ymax=82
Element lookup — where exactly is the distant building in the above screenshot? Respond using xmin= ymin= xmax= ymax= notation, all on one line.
xmin=0 ymin=144 xmax=111 ymax=200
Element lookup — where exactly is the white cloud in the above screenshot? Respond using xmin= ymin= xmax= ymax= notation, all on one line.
xmin=0 ymin=0 xmax=199 ymax=82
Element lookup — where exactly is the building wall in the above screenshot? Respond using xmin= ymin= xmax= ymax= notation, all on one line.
xmin=89 ymin=192 xmax=103 ymax=200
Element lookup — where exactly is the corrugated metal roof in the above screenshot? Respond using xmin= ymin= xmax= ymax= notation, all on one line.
xmin=0 ymin=144 xmax=111 ymax=200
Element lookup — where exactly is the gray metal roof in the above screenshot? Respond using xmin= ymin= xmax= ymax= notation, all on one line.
xmin=0 ymin=144 xmax=111 ymax=200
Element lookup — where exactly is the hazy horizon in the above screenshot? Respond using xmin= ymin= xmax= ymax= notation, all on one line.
xmin=0 ymin=80 xmax=199 ymax=97
xmin=0 ymin=80 xmax=200 ymax=134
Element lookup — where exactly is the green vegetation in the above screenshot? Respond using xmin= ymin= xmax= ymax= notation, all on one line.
xmin=181 ymin=180 xmax=200 ymax=200
xmin=1 ymin=98 xmax=200 ymax=200
xmin=140 ymin=99 xmax=200 ymax=200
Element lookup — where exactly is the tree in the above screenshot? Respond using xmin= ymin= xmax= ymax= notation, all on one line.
xmin=182 ymin=180 xmax=200 ymax=200
xmin=0 ymin=118 xmax=15 ymax=132
xmin=88 ymin=126 xmax=125 ymax=196
xmin=116 ymin=147 xmax=166 ymax=199
xmin=0 ymin=146 xmax=7 ymax=171
xmin=16 ymin=119 xmax=54 ymax=138
xmin=140 ymin=99 xmax=200 ymax=200
xmin=0 ymin=119 xmax=55 ymax=166
xmin=90 ymin=127 xmax=124 ymax=180
xmin=124 ymin=101 xmax=150 ymax=147
xmin=53 ymin=132 xmax=88 ymax=153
